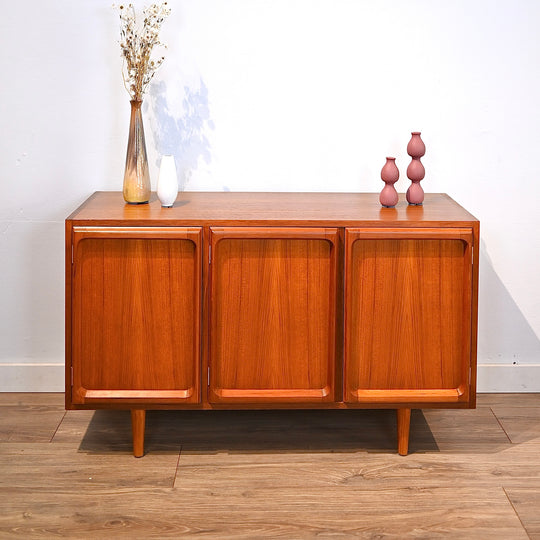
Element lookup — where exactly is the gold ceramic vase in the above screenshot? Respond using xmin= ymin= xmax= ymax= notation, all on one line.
xmin=123 ymin=100 xmax=151 ymax=204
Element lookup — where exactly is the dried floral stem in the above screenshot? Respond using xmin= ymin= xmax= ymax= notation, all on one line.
xmin=114 ymin=2 xmax=170 ymax=100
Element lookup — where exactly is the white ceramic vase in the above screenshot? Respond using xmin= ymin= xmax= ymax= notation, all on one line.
xmin=157 ymin=155 xmax=178 ymax=207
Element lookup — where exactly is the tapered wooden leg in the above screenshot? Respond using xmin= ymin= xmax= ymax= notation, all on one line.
xmin=131 ymin=409 xmax=146 ymax=458
xmin=397 ymin=408 xmax=411 ymax=456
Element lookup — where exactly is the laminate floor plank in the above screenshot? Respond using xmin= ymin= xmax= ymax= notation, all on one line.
xmin=165 ymin=409 xmax=401 ymax=454
xmin=0 ymin=394 xmax=65 ymax=443
xmin=478 ymin=393 xmax=540 ymax=408
xmin=0 ymin=443 xmax=179 ymax=490
xmin=0 ymin=486 xmax=528 ymax=539
xmin=174 ymin=444 xmax=540 ymax=490
xmin=54 ymin=407 xmax=508 ymax=456
xmin=169 ymin=407 xmax=510 ymax=455
xmin=410 ymin=408 xmax=511 ymax=453
xmin=490 ymin=406 xmax=540 ymax=444
xmin=57 ymin=409 xmax=404 ymax=454
xmin=53 ymin=410 xmax=136 ymax=452
xmin=54 ymin=400 xmax=515 ymax=456
xmin=0 ymin=393 xmax=64 ymax=407
xmin=505 ymin=487 xmax=540 ymax=540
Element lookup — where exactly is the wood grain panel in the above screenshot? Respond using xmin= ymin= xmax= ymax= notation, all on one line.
xmin=71 ymin=228 xmax=201 ymax=404
xmin=345 ymin=230 xmax=473 ymax=405
xmin=209 ymin=228 xmax=339 ymax=403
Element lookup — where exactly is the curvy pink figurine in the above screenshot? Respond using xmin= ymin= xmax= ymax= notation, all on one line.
xmin=380 ymin=157 xmax=399 ymax=208
xmin=406 ymin=132 xmax=425 ymax=205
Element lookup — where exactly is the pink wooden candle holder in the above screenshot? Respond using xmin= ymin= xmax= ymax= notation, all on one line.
xmin=406 ymin=132 xmax=425 ymax=205
xmin=380 ymin=157 xmax=399 ymax=208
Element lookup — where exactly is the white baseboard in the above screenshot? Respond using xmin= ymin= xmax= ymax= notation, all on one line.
xmin=0 ymin=363 xmax=65 ymax=392
xmin=477 ymin=364 xmax=540 ymax=393
xmin=0 ymin=363 xmax=539 ymax=393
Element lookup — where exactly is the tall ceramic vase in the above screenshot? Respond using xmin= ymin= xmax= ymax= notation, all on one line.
xmin=380 ymin=157 xmax=399 ymax=208
xmin=123 ymin=100 xmax=151 ymax=204
xmin=406 ymin=132 xmax=425 ymax=205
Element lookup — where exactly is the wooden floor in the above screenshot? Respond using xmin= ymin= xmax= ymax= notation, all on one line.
xmin=1 ymin=394 xmax=540 ymax=539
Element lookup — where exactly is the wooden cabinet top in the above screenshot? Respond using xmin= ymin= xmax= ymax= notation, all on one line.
xmin=67 ymin=191 xmax=478 ymax=227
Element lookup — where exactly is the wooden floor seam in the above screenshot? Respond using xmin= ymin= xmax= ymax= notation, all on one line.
xmin=502 ymin=486 xmax=532 ymax=540
xmin=490 ymin=406 xmax=514 ymax=444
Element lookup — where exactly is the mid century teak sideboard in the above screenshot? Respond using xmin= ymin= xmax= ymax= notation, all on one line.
xmin=65 ymin=192 xmax=479 ymax=457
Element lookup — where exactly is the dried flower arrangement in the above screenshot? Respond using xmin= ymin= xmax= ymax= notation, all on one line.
xmin=114 ymin=3 xmax=171 ymax=101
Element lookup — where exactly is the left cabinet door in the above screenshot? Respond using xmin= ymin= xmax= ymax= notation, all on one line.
xmin=69 ymin=227 xmax=202 ymax=405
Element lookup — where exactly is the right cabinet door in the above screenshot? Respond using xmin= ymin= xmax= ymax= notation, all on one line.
xmin=344 ymin=228 xmax=474 ymax=405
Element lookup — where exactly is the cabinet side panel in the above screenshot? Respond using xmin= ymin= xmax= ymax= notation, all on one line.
xmin=210 ymin=237 xmax=335 ymax=402
xmin=65 ymin=220 xmax=73 ymax=408
xmin=346 ymin=238 xmax=470 ymax=402
xmin=73 ymin=237 xmax=199 ymax=401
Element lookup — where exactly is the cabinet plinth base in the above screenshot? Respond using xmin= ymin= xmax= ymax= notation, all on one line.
xmin=397 ymin=408 xmax=411 ymax=456
xmin=131 ymin=409 xmax=146 ymax=458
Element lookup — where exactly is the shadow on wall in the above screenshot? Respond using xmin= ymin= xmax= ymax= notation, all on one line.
xmin=478 ymin=240 xmax=540 ymax=365
xmin=147 ymin=79 xmax=214 ymax=190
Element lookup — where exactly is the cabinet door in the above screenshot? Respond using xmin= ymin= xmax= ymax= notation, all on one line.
xmin=345 ymin=228 xmax=474 ymax=405
xmin=70 ymin=227 xmax=201 ymax=405
xmin=209 ymin=228 xmax=340 ymax=404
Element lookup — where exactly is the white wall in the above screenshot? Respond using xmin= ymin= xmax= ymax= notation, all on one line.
xmin=1 ymin=0 xmax=539 ymax=391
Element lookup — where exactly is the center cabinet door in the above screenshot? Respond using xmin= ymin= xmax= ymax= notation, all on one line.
xmin=208 ymin=228 xmax=340 ymax=404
